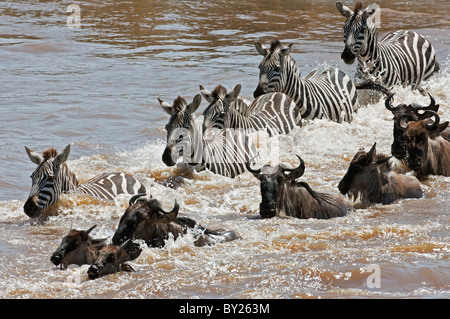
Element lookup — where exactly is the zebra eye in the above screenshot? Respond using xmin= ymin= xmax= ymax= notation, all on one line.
xmin=176 ymin=135 xmax=183 ymax=143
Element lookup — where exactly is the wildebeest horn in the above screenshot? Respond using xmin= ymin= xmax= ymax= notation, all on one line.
xmin=425 ymin=111 xmax=440 ymax=131
xmin=282 ymin=155 xmax=305 ymax=180
xmin=422 ymin=93 xmax=436 ymax=110
xmin=384 ymin=93 xmax=398 ymax=111
xmin=367 ymin=142 xmax=377 ymax=158
xmin=245 ymin=154 xmax=262 ymax=177
xmin=85 ymin=224 xmax=97 ymax=235
xmin=129 ymin=193 xmax=147 ymax=206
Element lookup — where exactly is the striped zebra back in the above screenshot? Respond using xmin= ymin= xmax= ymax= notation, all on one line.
xmin=77 ymin=172 xmax=146 ymax=200
xmin=159 ymin=94 xmax=257 ymax=178
xmin=336 ymin=2 xmax=439 ymax=91
xmin=201 ymin=84 xmax=299 ymax=136
xmin=254 ymin=40 xmax=359 ymax=124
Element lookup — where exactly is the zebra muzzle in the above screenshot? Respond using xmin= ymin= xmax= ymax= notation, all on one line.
xmin=341 ymin=47 xmax=356 ymax=65
xmin=23 ymin=195 xmax=42 ymax=218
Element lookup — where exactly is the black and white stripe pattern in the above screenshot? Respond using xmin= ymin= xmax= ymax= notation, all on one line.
xmin=254 ymin=40 xmax=359 ymax=123
xmin=200 ymin=84 xmax=300 ymax=137
xmin=336 ymin=2 xmax=439 ymax=91
xmin=159 ymin=94 xmax=257 ymax=178
xmin=24 ymin=145 xmax=146 ymax=217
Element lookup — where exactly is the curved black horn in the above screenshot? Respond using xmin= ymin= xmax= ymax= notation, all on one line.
xmin=283 ymin=155 xmax=305 ymax=180
xmin=425 ymin=111 xmax=440 ymax=131
xmin=85 ymin=224 xmax=97 ymax=235
xmin=129 ymin=193 xmax=147 ymax=206
xmin=245 ymin=160 xmax=262 ymax=178
xmin=425 ymin=93 xmax=436 ymax=110
xmin=384 ymin=93 xmax=398 ymax=112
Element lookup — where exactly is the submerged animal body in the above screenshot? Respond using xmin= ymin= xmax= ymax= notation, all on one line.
xmin=247 ymin=156 xmax=353 ymax=219
xmin=339 ymin=143 xmax=423 ymax=205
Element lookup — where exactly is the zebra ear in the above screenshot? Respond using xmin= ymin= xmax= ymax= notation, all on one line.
xmin=53 ymin=144 xmax=71 ymax=167
xmin=157 ymin=97 xmax=175 ymax=115
xmin=336 ymin=1 xmax=353 ymax=18
xmin=186 ymin=94 xmax=202 ymax=115
xmin=199 ymin=85 xmax=214 ymax=103
xmin=255 ymin=42 xmax=269 ymax=56
xmin=224 ymin=84 xmax=241 ymax=105
xmin=25 ymin=146 xmax=44 ymax=165
xmin=281 ymin=43 xmax=293 ymax=56
xmin=362 ymin=3 xmax=379 ymax=21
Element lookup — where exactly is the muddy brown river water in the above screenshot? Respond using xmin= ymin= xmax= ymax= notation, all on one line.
xmin=0 ymin=0 xmax=449 ymax=299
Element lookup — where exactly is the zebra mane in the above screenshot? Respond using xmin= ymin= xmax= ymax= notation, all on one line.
xmin=211 ymin=85 xmax=227 ymax=100
xmin=270 ymin=39 xmax=282 ymax=52
xmin=43 ymin=147 xmax=58 ymax=160
xmin=354 ymin=1 xmax=363 ymax=13
xmin=173 ymin=96 xmax=188 ymax=112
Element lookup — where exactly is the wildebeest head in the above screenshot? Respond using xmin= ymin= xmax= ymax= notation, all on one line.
xmin=24 ymin=144 xmax=77 ymax=218
xmin=111 ymin=193 xmax=180 ymax=245
xmin=338 ymin=143 xmax=391 ymax=199
xmin=385 ymin=93 xmax=439 ymax=159
xmin=199 ymin=84 xmax=242 ymax=133
xmin=336 ymin=1 xmax=379 ymax=64
xmin=50 ymin=224 xmax=106 ymax=268
xmin=253 ymin=39 xmax=294 ymax=98
xmin=158 ymin=94 xmax=202 ymax=167
xmin=403 ymin=111 xmax=449 ymax=173
xmin=246 ymin=155 xmax=305 ymax=218
xmin=87 ymin=239 xmax=142 ymax=280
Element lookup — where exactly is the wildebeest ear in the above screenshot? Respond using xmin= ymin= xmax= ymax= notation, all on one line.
xmin=157 ymin=200 xmax=179 ymax=223
xmin=53 ymin=144 xmax=71 ymax=167
xmin=336 ymin=1 xmax=353 ymax=18
xmin=375 ymin=156 xmax=392 ymax=166
xmin=117 ymin=239 xmax=141 ymax=263
xmin=434 ymin=121 xmax=449 ymax=134
xmin=25 ymin=146 xmax=44 ymax=165
xmin=367 ymin=142 xmax=377 ymax=160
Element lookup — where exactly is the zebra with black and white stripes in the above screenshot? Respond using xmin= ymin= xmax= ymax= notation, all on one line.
xmin=200 ymin=83 xmax=300 ymax=137
xmin=158 ymin=94 xmax=257 ymax=178
xmin=24 ymin=144 xmax=146 ymax=218
xmin=336 ymin=1 xmax=440 ymax=92
xmin=254 ymin=39 xmax=360 ymax=124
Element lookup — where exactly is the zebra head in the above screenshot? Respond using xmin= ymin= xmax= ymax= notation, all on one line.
xmin=199 ymin=84 xmax=242 ymax=133
xmin=336 ymin=1 xmax=379 ymax=64
xmin=24 ymin=144 xmax=77 ymax=218
xmin=158 ymin=94 xmax=202 ymax=167
xmin=254 ymin=39 xmax=295 ymax=98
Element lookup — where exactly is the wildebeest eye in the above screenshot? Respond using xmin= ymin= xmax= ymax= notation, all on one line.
xmin=106 ymin=254 xmax=115 ymax=263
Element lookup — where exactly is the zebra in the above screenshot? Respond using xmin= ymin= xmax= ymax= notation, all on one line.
xmin=24 ymin=144 xmax=146 ymax=218
xmin=158 ymin=94 xmax=257 ymax=178
xmin=254 ymin=39 xmax=360 ymax=124
xmin=199 ymin=83 xmax=300 ymax=137
xmin=336 ymin=1 xmax=440 ymax=92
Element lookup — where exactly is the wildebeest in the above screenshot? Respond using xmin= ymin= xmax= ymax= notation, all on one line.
xmin=402 ymin=111 xmax=450 ymax=180
xmin=338 ymin=143 xmax=423 ymax=205
xmin=111 ymin=194 xmax=239 ymax=248
xmin=87 ymin=239 xmax=142 ymax=280
xmin=246 ymin=156 xmax=353 ymax=219
xmin=50 ymin=225 xmax=107 ymax=269
xmin=384 ymin=93 xmax=445 ymax=159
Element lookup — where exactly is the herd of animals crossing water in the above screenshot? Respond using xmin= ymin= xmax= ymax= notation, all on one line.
xmin=20 ymin=2 xmax=449 ymax=280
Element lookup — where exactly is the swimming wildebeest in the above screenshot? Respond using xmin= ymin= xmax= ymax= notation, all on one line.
xmin=111 ymin=194 xmax=239 ymax=248
xmin=401 ymin=111 xmax=450 ymax=180
xmin=87 ymin=239 xmax=142 ymax=280
xmin=384 ymin=93 xmax=446 ymax=159
xmin=338 ymin=143 xmax=423 ymax=205
xmin=246 ymin=156 xmax=353 ymax=219
xmin=50 ymin=225 xmax=107 ymax=269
